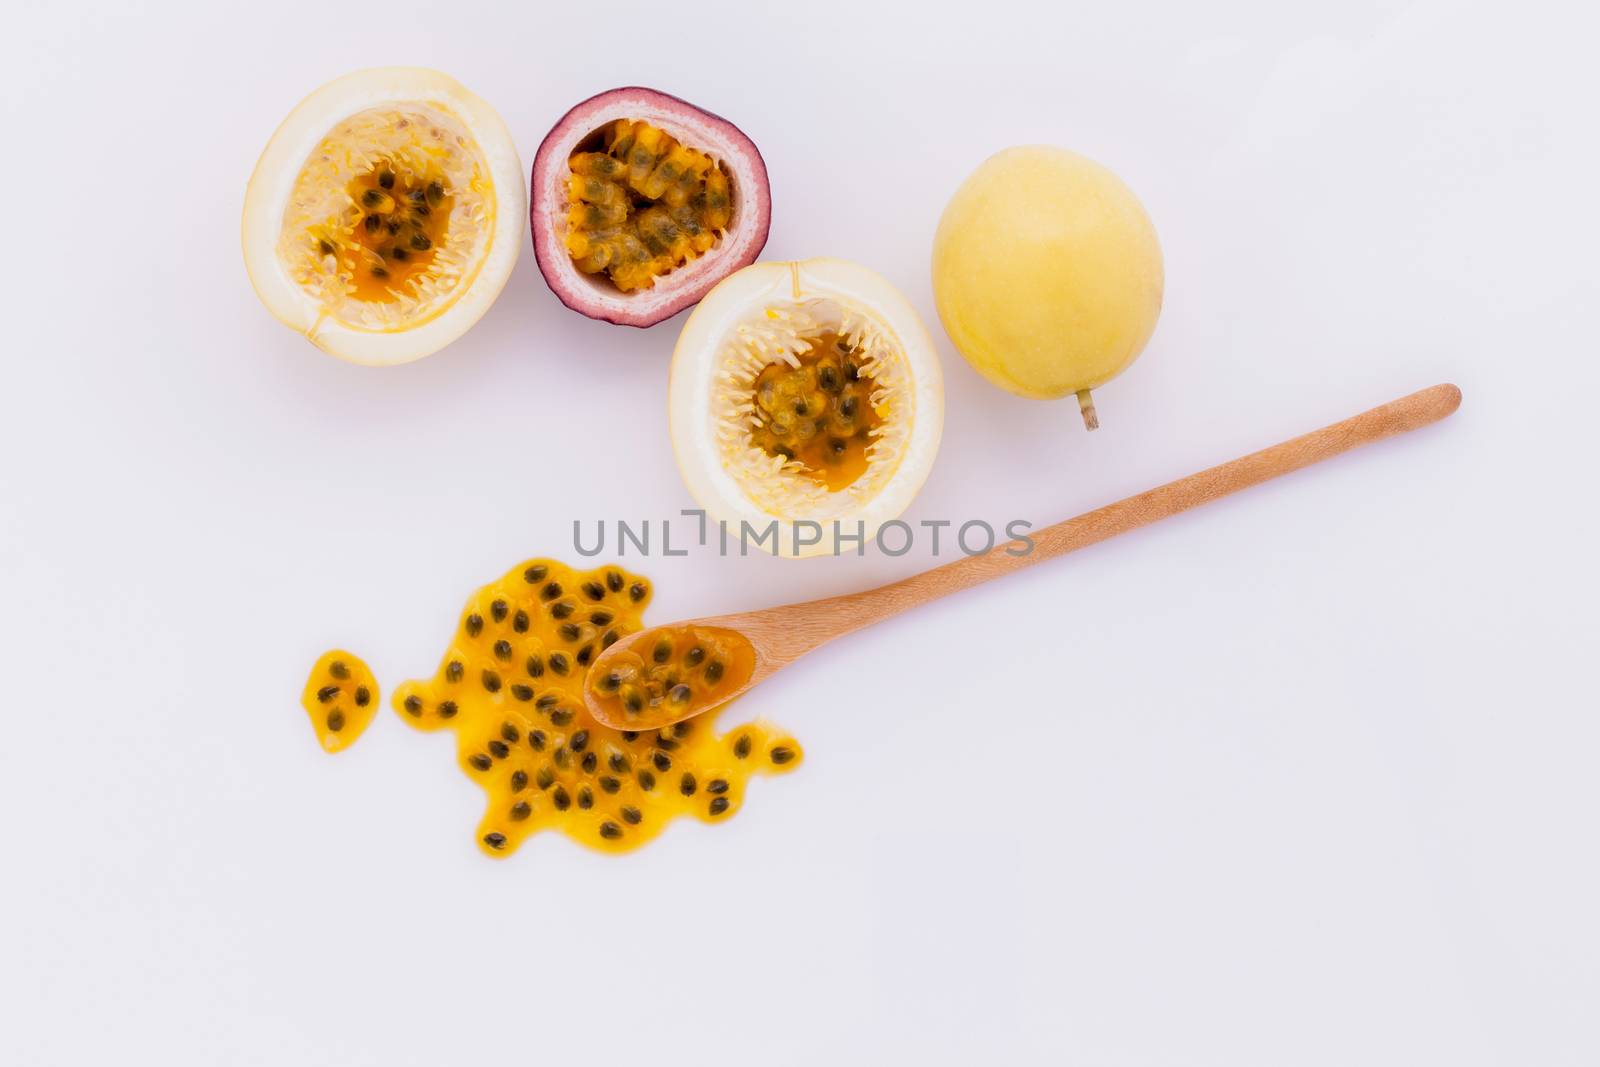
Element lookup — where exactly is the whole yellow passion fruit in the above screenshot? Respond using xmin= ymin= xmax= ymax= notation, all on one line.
xmin=931 ymin=146 xmax=1163 ymax=428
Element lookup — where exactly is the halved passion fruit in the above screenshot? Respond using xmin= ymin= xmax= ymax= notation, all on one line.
xmin=530 ymin=87 xmax=771 ymax=328
xmin=242 ymin=68 xmax=524 ymax=364
xmin=669 ymin=260 xmax=943 ymax=558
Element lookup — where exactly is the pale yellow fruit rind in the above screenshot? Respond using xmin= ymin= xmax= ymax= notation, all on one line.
xmin=932 ymin=146 xmax=1163 ymax=401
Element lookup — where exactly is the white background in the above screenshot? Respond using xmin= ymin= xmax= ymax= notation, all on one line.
xmin=3 ymin=2 xmax=1597 ymax=1064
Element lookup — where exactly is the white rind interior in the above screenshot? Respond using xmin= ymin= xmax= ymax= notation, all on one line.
xmin=242 ymin=67 xmax=525 ymax=365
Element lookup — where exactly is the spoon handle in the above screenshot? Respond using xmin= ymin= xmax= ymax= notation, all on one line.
xmin=784 ymin=383 xmax=1462 ymax=645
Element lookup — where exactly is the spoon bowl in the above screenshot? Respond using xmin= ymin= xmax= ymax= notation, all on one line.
xmin=584 ymin=623 xmax=762 ymax=731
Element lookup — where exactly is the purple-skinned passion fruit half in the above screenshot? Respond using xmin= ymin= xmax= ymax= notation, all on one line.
xmin=530 ymin=87 xmax=772 ymax=328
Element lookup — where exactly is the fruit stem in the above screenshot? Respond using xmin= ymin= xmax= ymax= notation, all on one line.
xmin=1076 ymin=389 xmax=1099 ymax=431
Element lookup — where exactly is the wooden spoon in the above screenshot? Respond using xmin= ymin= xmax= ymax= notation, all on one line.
xmin=584 ymin=383 xmax=1462 ymax=731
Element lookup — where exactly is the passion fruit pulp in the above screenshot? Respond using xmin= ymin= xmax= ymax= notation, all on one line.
xmin=389 ymin=558 xmax=801 ymax=856
xmin=587 ymin=625 xmax=757 ymax=731
xmin=531 ymin=87 xmax=771 ymax=328
xmin=564 ymin=122 xmax=732 ymax=293
xmin=242 ymin=68 xmax=524 ymax=365
xmin=750 ymin=331 xmax=883 ymax=492
xmin=301 ymin=651 xmax=379 ymax=753
xmin=669 ymin=259 xmax=943 ymax=558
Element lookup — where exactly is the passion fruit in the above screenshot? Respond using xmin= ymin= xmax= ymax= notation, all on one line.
xmin=242 ymin=68 xmax=525 ymax=364
xmin=932 ymin=146 xmax=1163 ymax=428
xmin=530 ymin=87 xmax=772 ymax=328
xmin=669 ymin=259 xmax=943 ymax=558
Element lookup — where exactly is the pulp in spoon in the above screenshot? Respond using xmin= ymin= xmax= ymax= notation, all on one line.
xmin=588 ymin=624 xmax=757 ymax=730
